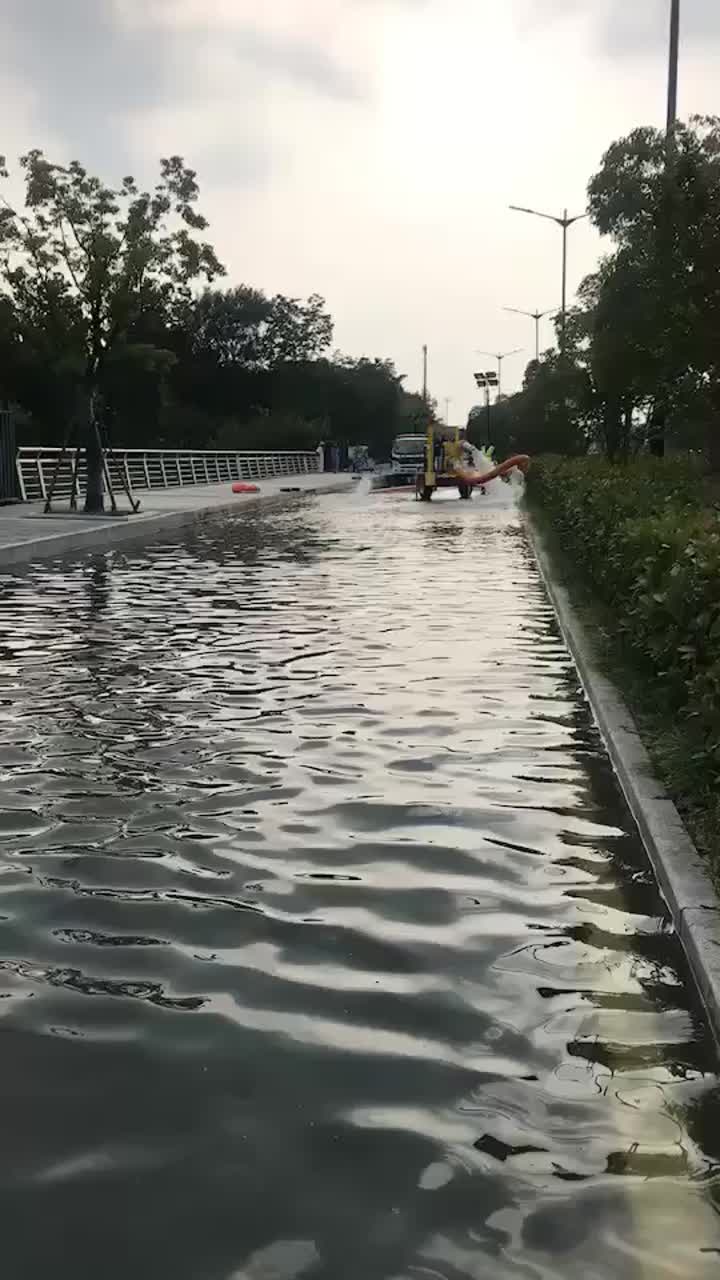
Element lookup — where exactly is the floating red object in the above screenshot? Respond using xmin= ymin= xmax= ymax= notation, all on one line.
xmin=231 ymin=482 xmax=260 ymax=494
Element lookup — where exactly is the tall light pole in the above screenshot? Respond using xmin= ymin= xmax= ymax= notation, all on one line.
xmin=509 ymin=206 xmax=588 ymax=354
xmin=476 ymin=349 xmax=522 ymax=397
xmin=474 ymin=370 xmax=498 ymax=446
xmin=651 ymin=1 xmax=681 ymax=459
xmin=444 ymin=397 xmax=453 ymax=426
xmin=422 ymin=344 xmax=428 ymax=402
xmin=503 ymin=307 xmax=556 ymax=364
xmin=667 ymin=0 xmax=680 ymax=137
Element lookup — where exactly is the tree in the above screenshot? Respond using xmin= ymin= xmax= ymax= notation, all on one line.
xmin=397 ymin=390 xmax=438 ymax=437
xmin=0 ymin=150 xmax=224 ymax=508
xmin=259 ymin=293 xmax=333 ymax=366
xmin=188 ymin=286 xmax=272 ymax=367
xmin=265 ymin=354 xmax=411 ymax=459
xmin=467 ymin=351 xmax=589 ymax=458
xmin=587 ymin=116 xmax=720 ymax=463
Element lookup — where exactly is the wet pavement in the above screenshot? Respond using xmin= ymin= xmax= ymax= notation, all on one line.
xmin=0 ymin=483 xmax=718 ymax=1278
xmin=0 ymin=473 xmax=347 ymax=567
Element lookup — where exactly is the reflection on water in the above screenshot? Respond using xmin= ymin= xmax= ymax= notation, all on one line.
xmin=0 ymin=491 xmax=718 ymax=1279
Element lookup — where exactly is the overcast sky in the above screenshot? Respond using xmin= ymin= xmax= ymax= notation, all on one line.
xmin=2 ymin=0 xmax=719 ymax=422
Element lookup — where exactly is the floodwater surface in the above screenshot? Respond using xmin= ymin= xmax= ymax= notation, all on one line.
xmin=0 ymin=484 xmax=718 ymax=1279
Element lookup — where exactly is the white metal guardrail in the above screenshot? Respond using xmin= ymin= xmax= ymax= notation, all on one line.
xmin=16 ymin=447 xmax=320 ymax=502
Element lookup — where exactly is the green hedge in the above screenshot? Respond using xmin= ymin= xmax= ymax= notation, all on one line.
xmin=528 ymin=456 xmax=720 ymax=779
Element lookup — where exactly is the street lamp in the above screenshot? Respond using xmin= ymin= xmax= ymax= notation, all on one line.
xmin=652 ymin=1 xmax=681 ymax=460
xmin=476 ymin=349 xmax=522 ymax=397
xmin=509 ymin=205 xmax=588 ymax=353
xmin=473 ymin=369 xmax=499 ymax=445
xmin=444 ymin=397 xmax=453 ymax=427
xmin=503 ymin=307 xmax=557 ymax=364
xmin=667 ymin=0 xmax=680 ymax=136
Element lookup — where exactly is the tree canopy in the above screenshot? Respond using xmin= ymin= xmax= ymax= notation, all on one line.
xmin=0 ymin=148 xmax=431 ymax=495
xmin=468 ymin=115 xmax=720 ymax=464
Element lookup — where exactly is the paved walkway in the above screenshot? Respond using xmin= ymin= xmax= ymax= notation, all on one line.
xmin=0 ymin=474 xmax=351 ymax=567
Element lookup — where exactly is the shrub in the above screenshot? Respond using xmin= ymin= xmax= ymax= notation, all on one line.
xmin=528 ymin=456 xmax=720 ymax=781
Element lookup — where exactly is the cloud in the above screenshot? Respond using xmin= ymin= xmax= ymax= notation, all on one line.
xmin=137 ymin=0 xmax=366 ymax=99
xmin=592 ymin=0 xmax=720 ymax=56
xmin=223 ymin=25 xmax=362 ymax=101
xmin=0 ymin=0 xmax=180 ymax=171
xmin=521 ymin=0 xmax=720 ymax=57
xmin=0 ymin=0 xmax=367 ymax=178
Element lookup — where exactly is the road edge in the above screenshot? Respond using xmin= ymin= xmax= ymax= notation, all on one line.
xmin=525 ymin=511 xmax=720 ymax=1049
xmin=0 ymin=477 xmax=353 ymax=568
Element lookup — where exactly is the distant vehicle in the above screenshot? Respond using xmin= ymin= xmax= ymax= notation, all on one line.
xmin=390 ymin=434 xmax=426 ymax=474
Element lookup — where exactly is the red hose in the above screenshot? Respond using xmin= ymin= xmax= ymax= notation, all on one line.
xmin=373 ymin=455 xmax=530 ymax=497
xmin=463 ymin=455 xmax=530 ymax=487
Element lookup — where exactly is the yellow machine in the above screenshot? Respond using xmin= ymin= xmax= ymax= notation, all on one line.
xmin=416 ymin=424 xmax=529 ymax=502
xmin=419 ymin=422 xmax=474 ymax=501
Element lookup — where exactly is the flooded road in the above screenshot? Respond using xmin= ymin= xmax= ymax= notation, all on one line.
xmin=0 ymin=485 xmax=718 ymax=1279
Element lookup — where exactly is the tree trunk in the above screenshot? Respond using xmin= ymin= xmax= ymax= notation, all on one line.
xmin=649 ymin=403 xmax=666 ymax=458
xmin=83 ymin=386 xmax=104 ymax=514
xmin=708 ymin=424 xmax=720 ymax=473
xmin=620 ymin=400 xmax=633 ymax=460
xmin=708 ymin=386 xmax=720 ymax=473
xmin=603 ymin=401 xmax=622 ymax=461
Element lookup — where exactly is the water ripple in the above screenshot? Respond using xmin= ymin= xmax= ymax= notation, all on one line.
xmin=0 ymin=493 xmax=718 ymax=1278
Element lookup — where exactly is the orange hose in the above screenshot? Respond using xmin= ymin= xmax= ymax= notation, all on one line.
xmin=458 ymin=455 xmax=530 ymax=487
xmin=373 ymin=455 xmax=530 ymax=497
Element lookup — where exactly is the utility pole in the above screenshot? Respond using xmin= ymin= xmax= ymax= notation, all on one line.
xmin=667 ymin=0 xmax=680 ymax=137
xmin=422 ymin=345 xmax=428 ymax=402
xmin=444 ymin=397 xmax=452 ymax=426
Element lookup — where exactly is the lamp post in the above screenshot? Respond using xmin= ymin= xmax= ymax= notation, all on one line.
xmin=652 ymin=1 xmax=681 ymax=459
xmin=503 ymin=307 xmax=556 ymax=364
xmin=475 ymin=349 xmax=522 ymax=397
xmin=474 ymin=370 xmax=499 ymax=446
xmin=444 ymin=397 xmax=452 ymax=427
xmin=667 ymin=0 xmax=680 ymax=137
xmin=509 ymin=205 xmax=588 ymax=354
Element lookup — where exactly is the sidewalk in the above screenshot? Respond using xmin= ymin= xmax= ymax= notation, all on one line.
xmin=0 ymin=473 xmax=352 ymax=568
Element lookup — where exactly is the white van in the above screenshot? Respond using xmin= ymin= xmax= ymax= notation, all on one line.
xmin=390 ymin=434 xmax=426 ymax=475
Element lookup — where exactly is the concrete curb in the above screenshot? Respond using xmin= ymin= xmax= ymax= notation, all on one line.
xmin=0 ymin=477 xmax=353 ymax=569
xmin=525 ymin=513 xmax=720 ymax=1048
